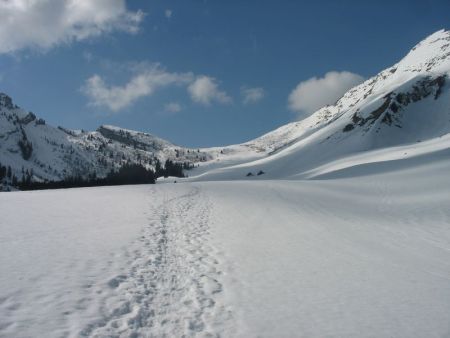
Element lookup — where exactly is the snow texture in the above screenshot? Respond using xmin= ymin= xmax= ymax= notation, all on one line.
xmin=2 ymin=168 xmax=450 ymax=337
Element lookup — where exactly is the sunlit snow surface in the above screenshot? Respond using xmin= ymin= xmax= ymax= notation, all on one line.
xmin=2 ymin=157 xmax=450 ymax=337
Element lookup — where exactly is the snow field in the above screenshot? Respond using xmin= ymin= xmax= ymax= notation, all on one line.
xmin=0 ymin=184 xmax=235 ymax=337
xmin=2 ymin=164 xmax=450 ymax=337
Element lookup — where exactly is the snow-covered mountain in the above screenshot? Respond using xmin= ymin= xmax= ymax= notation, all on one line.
xmin=192 ymin=29 xmax=450 ymax=181
xmin=0 ymin=96 xmax=294 ymax=189
xmin=1 ymin=29 xmax=449 ymax=189
xmin=0 ymin=96 xmax=220 ymax=187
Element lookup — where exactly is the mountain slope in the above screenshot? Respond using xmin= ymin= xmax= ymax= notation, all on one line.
xmin=191 ymin=29 xmax=450 ymax=181
xmin=0 ymin=98 xmax=221 ymax=188
xmin=1 ymin=30 xmax=449 ymax=189
xmin=0 ymin=95 xmax=301 ymax=189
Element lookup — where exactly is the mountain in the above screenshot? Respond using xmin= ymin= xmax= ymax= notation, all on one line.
xmin=0 ymin=96 xmax=217 ymax=189
xmin=0 ymin=89 xmax=301 ymax=190
xmin=192 ymin=29 xmax=450 ymax=181
xmin=1 ymin=29 xmax=450 ymax=189
xmin=0 ymin=100 xmax=305 ymax=190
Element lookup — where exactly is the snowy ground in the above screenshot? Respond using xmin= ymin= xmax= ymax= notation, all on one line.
xmin=2 ymin=163 xmax=450 ymax=337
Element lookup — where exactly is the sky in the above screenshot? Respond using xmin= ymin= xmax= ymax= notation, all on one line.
xmin=0 ymin=0 xmax=449 ymax=147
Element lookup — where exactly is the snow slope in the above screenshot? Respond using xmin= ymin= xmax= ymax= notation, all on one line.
xmin=190 ymin=29 xmax=450 ymax=181
xmin=2 ymin=159 xmax=450 ymax=337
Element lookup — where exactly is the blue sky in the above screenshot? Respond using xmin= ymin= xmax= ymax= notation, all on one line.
xmin=0 ymin=0 xmax=449 ymax=147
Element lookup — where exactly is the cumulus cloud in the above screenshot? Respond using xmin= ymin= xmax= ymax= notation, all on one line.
xmin=0 ymin=0 xmax=144 ymax=54
xmin=288 ymin=71 xmax=364 ymax=118
xmin=81 ymin=64 xmax=193 ymax=112
xmin=82 ymin=63 xmax=233 ymax=112
xmin=188 ymin=76 xmax=232 ymax=106
xmin=241 ymin=86 xmax=264 ymax=104
xmin=165 ymin=9 xmax=173 ymax=19
xmin=164 ymin=102 xmax=182 ymax=114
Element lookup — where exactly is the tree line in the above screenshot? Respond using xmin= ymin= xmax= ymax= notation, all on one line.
xmin=1 ymin=159 xmax=189 ymax=191
xmin=0 ymin=162 xmax=19 ymax=188
xmin=18 ymin=163 xmax=157 ymax=190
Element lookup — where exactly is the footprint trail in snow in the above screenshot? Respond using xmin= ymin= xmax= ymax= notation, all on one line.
xmin=81 ymin=186 xmax=233 ymax=337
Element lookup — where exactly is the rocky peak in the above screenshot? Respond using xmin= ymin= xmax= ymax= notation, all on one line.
xmin=397 ymin=29 xmax=450 ymax=74
xmin=0 ymin=93 xmax=15 ymax=110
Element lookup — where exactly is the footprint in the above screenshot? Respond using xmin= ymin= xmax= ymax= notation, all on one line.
xmin=199 ymin=276 xmax=223 ymax=296
xmin=107 ymin=275 xmax=127 ymax=288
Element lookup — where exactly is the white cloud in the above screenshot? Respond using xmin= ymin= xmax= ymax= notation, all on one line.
xmin=82 ymin=63 xmax=233 ymax=112
xmin=188 ymin=76 xmax=232 ymax=106
xmin=165 ymin=9 xmax=173 ymax=19
xmin=288 ymin=71 xmax=364 ymax=118
xmin=164 ymin=102 xmax=182 ymax=114
xmin=0 ymin=0 xmax=144 ymax=54
xmin=241 ymin=86 xmax=264 ymax=104
xmin=81 ymin=64 xmax=193 ymax=112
